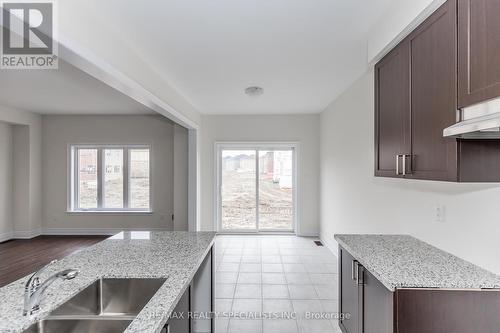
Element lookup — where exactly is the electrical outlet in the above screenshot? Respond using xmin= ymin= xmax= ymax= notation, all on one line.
xmin=434 ymin=204 xmax=446 ymax=223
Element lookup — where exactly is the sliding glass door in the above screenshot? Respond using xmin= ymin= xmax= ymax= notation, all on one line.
xmin=218 ymin=144 xmax=296 ymax=232
xmin=258 ymin=150 xmax=294 ymax=230
xmin=221 ymin=150 xmax=257 ymax=230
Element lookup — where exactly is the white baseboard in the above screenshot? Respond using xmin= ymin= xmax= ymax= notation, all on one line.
xmin=14 ymin=228 xmax=42 ymax=239
xmin=296 ymin=231 xmax=320 ymax=237
xmin=0 ymin=231 xmax=14 ymax=243
xmin=320 ymin=233 xmax=338 ymax=258
xmin=1 ymin=229 xmax=42 ymax=242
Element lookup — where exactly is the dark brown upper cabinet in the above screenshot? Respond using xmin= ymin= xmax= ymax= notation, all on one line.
xmin=407 ymin=0 xmax=458 ymax=181
xmin=375 ymin=0 xmax=458 ymax=181
xmin=374 ymin=41 xmax=411 ymax=178
xmin=458 ymin=0 xmax=500 ymax=108
xmin=375 ymin=0 xmax=500 ymax=182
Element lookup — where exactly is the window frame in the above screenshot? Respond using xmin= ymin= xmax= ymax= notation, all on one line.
xmin=68 ymin=144 xmax=153 ymax=213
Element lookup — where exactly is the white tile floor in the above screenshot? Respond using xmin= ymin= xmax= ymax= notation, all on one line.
xmin=215 ymin=235 xmax=342 ymax=333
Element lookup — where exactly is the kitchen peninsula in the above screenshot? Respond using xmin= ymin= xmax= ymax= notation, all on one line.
xmin=0 ymin=231 xmax=216 ymax=333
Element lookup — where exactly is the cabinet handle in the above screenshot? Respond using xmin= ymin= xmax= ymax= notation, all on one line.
xmin=402 ymin=154 xmax=412 ymax=175
xmin=351 ymin=260 xmax=358 ymax=281
xmin=402 ymin=154 xmax=406 ymax=176
xmin=396 ymin=155 xmax=401 ymax=175
xmin=356 ymin=264 xmax=364 ymax=286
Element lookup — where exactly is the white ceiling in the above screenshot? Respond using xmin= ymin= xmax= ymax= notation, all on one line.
xmin=85 ymin=0 xmax=395 ymax=115
xmin=0 ymin=59 xmax=154 ymax=115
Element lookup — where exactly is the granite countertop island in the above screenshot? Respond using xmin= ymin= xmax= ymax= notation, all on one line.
xmin=334 ymin=234 xmax=500 ymax=291
xmin=0 ymin=231 xmax=216 ymax=333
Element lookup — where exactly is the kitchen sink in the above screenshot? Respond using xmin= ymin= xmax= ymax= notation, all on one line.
xmin=23 ymin=278 xmax=167 ymax=333
xmin=23 ymin=318 xmax=133 ymax=333
xmin=50 ymin=278 xmax=167 ymax=317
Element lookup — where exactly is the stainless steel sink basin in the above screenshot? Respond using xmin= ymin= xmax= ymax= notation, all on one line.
xmin=50 ymin=278 xmax=167 ymax=317
xmin=23 ymin=278 xmax=167 ymax=333
xmin=24 ymin=318 xmax=133 ymax=333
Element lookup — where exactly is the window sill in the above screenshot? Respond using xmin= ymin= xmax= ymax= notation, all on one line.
xmin=67 ymin=210 xmax=154 ymax=215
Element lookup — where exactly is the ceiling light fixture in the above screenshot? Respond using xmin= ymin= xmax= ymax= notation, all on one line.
xmin=245 ymin=86 xmax=264 ymax=96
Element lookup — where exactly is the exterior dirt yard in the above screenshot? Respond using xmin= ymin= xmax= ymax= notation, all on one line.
xmin=222 ymin=170 xmax=293 ymax=230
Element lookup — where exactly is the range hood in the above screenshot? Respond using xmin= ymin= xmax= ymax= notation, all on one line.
xmin=443 ymin=98 xmax=500 ymax=139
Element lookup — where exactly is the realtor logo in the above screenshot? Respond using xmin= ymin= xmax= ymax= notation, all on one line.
xmin=1 ymin=0 xmax=58 ymax=69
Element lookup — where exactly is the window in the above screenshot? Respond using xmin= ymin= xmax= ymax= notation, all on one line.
xmin=70 ymin=145 xmax=151 ymax=212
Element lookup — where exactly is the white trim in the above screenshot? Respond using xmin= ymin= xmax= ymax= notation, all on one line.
xmin=0 ymin=231 xmax=14 ymax=243
xmin=214 ymin=142 xmax=300 ymax=235
xmin=69 ymin=144 xmax=152 ymax=213
xmin=188 ymin=129 xmax=199 ymax=231
xmin=213 ymin=143 xmax=220 ymax=232
xmin=255 ymin=148 xmax=260 ymax=232
xmin=320 ymin=233 xmax=339 ymax=258
xmin=297 ymin=232 xmax=320 ymax=237
xmin=292 ymin=144 xmax=300 ymax=236
xmin=13 ymin=228 xmax=42 ymax=239
xmin=66 ymin=211 xmax=153 ymax=215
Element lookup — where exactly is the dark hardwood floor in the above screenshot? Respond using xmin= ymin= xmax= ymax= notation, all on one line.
xmin=0 ymin=235 xmax=107 ymax=288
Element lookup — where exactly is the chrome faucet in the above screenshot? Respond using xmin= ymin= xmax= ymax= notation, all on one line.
xmin=23 ymin=260 xmax=78 ymax=316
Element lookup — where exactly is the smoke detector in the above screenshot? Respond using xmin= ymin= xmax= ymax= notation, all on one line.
xmin=245 ymin=86 xmax=264 ymax=96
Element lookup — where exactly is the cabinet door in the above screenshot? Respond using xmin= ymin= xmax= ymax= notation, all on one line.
xmin=458 ymin=0 xmax=500 ymax=108
xmin=374 ymin=42 xmax=411 ymax=178
xmin=339 ymin=248 xmax=362 ymax=333
xmin=407 ymin=0 xmax=458 ymax=181
xmin=363 ymin=269 xmax=393 ymax=333
xmin=167 ymin=286 xmax=190 ymax=333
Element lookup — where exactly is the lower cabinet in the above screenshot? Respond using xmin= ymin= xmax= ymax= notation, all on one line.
xmin=338 ymin=246 xmax=500 ymax=333
xmin=164 ymin=246 xmax=214 ymax=333
xmin=363 ymin=268 xmax=393 ymax=333
xmin=339 ymin=248 xmax=363 ymax=333
xmin=339 ymin=248 xmax=392 ymax=333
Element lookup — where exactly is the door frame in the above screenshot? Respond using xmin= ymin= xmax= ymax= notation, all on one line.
xmin=214 ymin=142 xmax=299 ymax=234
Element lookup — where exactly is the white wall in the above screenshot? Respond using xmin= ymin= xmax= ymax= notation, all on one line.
xmin=0 ymin=122 xmax=13 ymax=241
xmin=200 ymin=115 xmax=320 ymax=235
xmin=0 ymin=106 xmax=42 ymax=240
xmin=12 ymin=125 xmax=34 ymax=237
xmin=173 ymin=124 xmax=189 ymax=230
xmin=42 ymin=115 xmax=188 ymax=233
xmin=320 ymin=70 xmax=500 ymax=275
